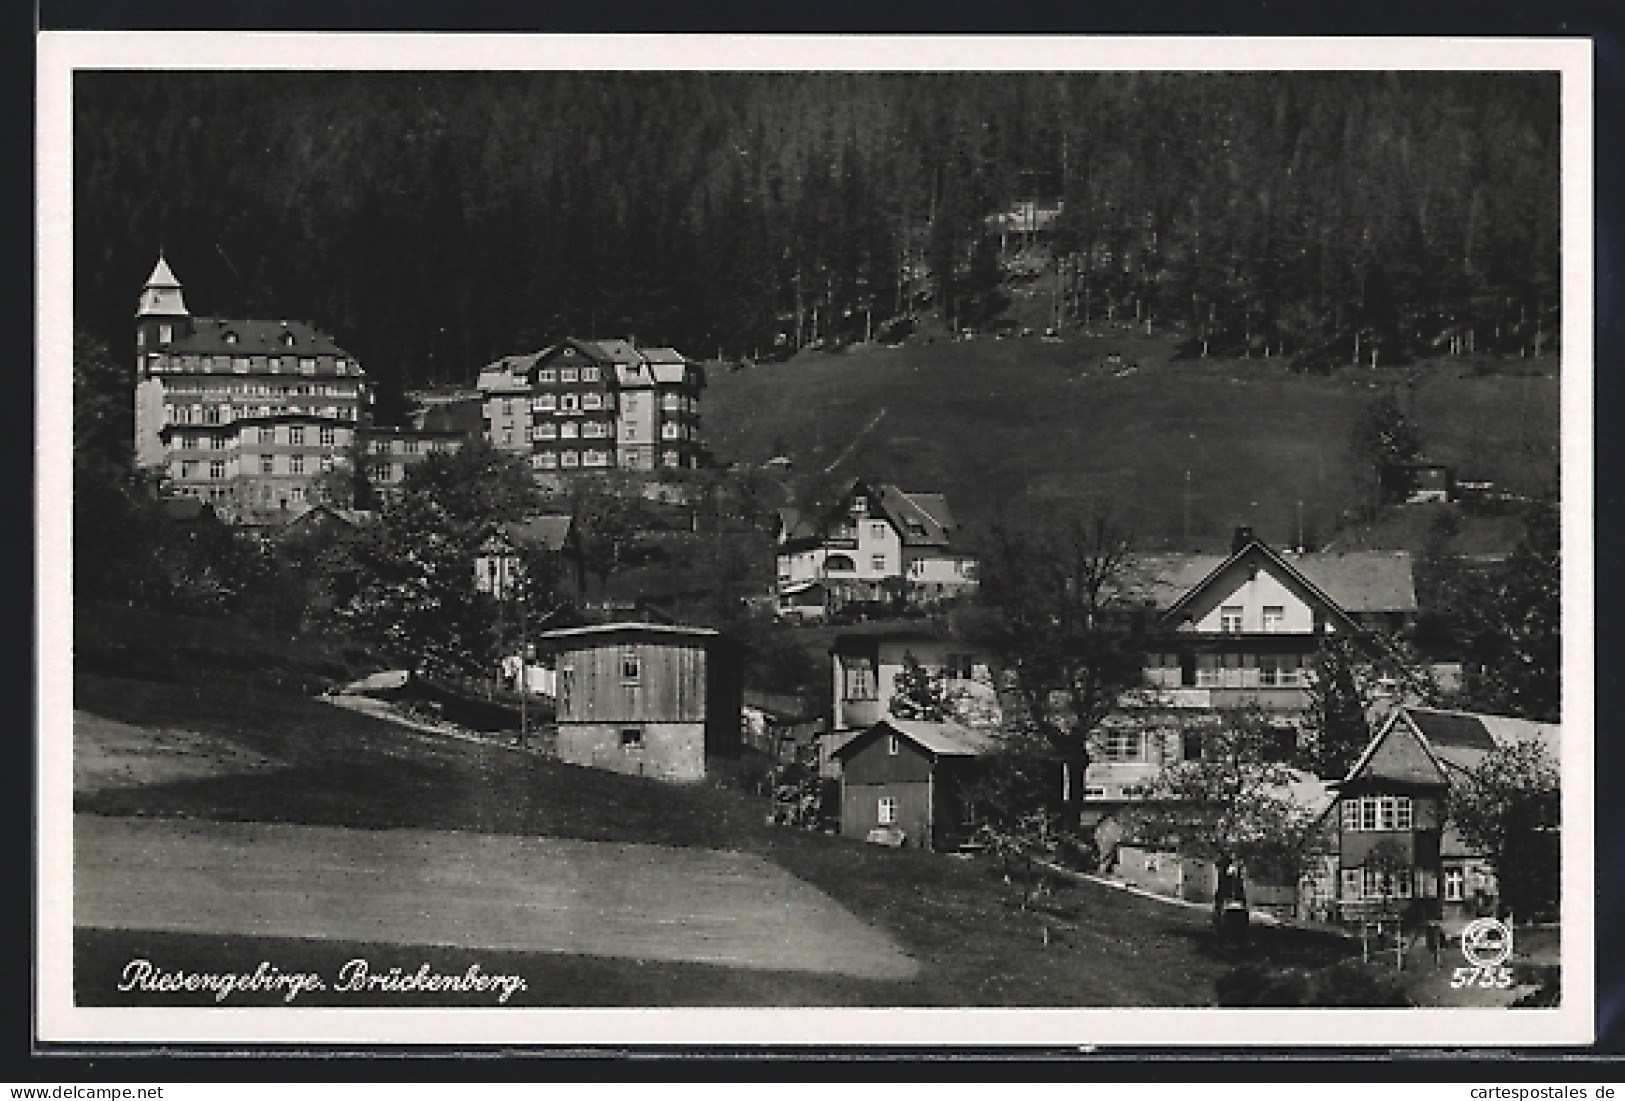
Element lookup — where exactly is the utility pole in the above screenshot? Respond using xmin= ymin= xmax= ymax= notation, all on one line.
xmin=1183 ymin=469 xmax=1192 ymax=548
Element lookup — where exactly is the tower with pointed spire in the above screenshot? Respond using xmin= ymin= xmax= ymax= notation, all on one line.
xmin=131 ymin=252 xmax=382 ymax=520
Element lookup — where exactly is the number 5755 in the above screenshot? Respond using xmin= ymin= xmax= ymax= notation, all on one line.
xmin=1451 ymin=966 xmax=1513 ymax=989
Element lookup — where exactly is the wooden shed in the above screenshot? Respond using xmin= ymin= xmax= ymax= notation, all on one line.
xmin=537 ymin=622 xmax=742 ymax=784
xmin=833 ymin=716 xmax=996 ymax=851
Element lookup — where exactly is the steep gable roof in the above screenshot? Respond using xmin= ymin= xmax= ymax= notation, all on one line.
xmin=833 ymin=716 xmax=998 ymax=761
xmin=1158 ymin=540 xmax=1365 ymax=634
xmin=502 ymin=515 xmax=574 ymax=553
xmin=1342 ymin=709 xmax=1450 ymax=788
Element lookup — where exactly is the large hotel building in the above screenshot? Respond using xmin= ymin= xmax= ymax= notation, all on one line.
xmin=132 ymin=255 xmax=459 ymax=518
xmin=476 ymin=337 xmax=705 ymax=480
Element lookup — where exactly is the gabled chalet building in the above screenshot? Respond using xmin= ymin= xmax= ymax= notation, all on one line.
xmin=1083 ymin=530 xmax=1418 ymax=810
xmin=775 ymin=480 xmax=977 ymax=616
xmin=822 ymin=624 xmax=1001 ymax=777
xmin=1300 ymin=705 xmax=1559 ymax=933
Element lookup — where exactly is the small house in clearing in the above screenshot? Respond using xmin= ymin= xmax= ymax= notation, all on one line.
xmin=832 ymin=716 xmax=997 ymax=851
xmin=536 ymin=622 xmax=742 ymax=784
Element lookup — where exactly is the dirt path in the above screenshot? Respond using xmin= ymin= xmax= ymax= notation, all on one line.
xmin=75 ymin=815 xmax=918 ymax=981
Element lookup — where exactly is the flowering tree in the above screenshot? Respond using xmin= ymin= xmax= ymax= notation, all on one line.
xmin=1449 ymin=739 xmax=1560 ymax=921
xmin=1124 ymin=709 xmax=1319 ymax=887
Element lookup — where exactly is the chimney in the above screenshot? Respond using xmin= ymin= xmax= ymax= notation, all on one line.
xmin=1231 ymin=526 xmax=1255 ymax=554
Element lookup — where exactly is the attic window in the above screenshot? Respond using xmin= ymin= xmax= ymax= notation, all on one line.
xmin=905 ymin=520 xmax=927 ymax=536
xmin=224 ymin=331 xmax=239 ymax=345
xmin=281 ymin=331 xmax=296 ymax=347
xmin=887 ymin=735 xmax=900 ymax=756
xmin=620 ymin=649 xmax=640 ymax=682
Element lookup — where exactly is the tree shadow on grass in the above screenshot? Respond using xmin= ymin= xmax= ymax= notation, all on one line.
xmin=1157 ymin=916 xmax=1360 ymax=970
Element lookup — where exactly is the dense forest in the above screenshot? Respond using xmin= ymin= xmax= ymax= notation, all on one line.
xmin=75 ymin=71 xmax=1559 ymax=418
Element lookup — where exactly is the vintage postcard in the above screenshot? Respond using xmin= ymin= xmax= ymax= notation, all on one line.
xmin=36 ymin=33 xmax=1595 ymax=1047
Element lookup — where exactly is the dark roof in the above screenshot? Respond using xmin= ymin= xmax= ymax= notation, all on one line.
xmin=1406 ymin=709 xmax=1496 ymax=753
xmin=875 ymin=486 xmax=956 ymax=547
xmin=166 ymin=317 xmax=354 ymax=359
xmin=833 ymin=716 xmax=999 ymax=760
xmin=501 ymin=515 xmax=574 ymax=552
xmin=159 ymin=497 xmax=216 ymax=522
xmin=1129 ymin=541 xmax=1415 ymax=617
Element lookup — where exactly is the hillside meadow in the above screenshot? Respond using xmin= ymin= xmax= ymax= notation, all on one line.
xmin=705 ymin=332 xmax=1560 ymax=554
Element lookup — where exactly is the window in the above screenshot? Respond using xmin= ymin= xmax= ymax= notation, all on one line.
xmin=1259 ymin=653 xmax=1303 ymax=687
xmin=560 ymin=393 xmax=579 ymax=412
xmin=561 ymin=451 xmax=580 ymax=468
xmin=842 ymin=658 xmax=877 ymax=701
xmin=502 ymin=400 xmax=514 ymax=416
xmin=320 ymin=456 xmax=334 ymax=473
xmin=1220 ymin=606 xmax=1243 ymax=633
xmin=887 ymin=735 xmax=900 ymax=756
xmin=537 ymin=368 xmax=556 ymax=383
xmin=503 ymin=429 xmax=514 ymax=445
xmin=158 ymin=323 xmax=172 ymax=344
xmin=290 ymin=485 xmax=305 ymax=502
xmin=621 ymin=649 xmax=640 ymax=682
xmin=583 ymin=393 xmax=602 ymax=411
xmin=624 ymin=423 xmax=636 ymax=441
xmin=1182 ymin=729 xmax=1205 ymax=761
xmin=208 ymin=460 xmax=225 ymax=479
xmin=536 ymin=393 xmax=557 ymax=411
xmin=877 ymin=797 xmax=898 ymax=826
xmin=319 ymin=426 xmax=335 ymax=448
xmin=372 ymin=463 xmax=391 ymax=481
xmin=290 ymin=427 xmax=305 ymax=445
xmin=536 ymin=452 xmax=558 ymax=470
xmin=623 ymin=394 xmax=638 ymax=412
xmin=260 ymin=456 xmax=275 ymax=474
xmin=180 ymin=435 xmax=196 ymax=450
xmin=661 ymin=422 xmax=678 ymax=440
xmin=560 ymin=367 xmax=578 ymax=383
xmin=1344 ymin=795 xmax=1413 ymax=832
xmin=290 ymin=455 xmax=304 ymax=474
xmin=872 ymin=554 xmax=887 ymax=572
xmin=662 ymin=393 xmax=680 ymax=411
xmin=620 ymin=728 xmax=643 ymax=747
xmin=537 ymin=423 xmax=558 ymax=440
xmin=1100 ymin=729 xmax=1143 ymax=762
xmin=583 ymin=366 xmax=600 ymax=382
xmin=181 ymin=461 xmax=197 ymax=479
xmin=1444 ymin=867 xmax=1464 ymax=902
xmin=1341 ymin=868 xmax=1362 ymax=901
xmin=1195 ymin=654 xmax=1221 ymax=687
xmin=1262 ymin=606 xmax=1285 ymax=632
xmin=825 ymin=554 xmax=856 ymax=573
xmin=584 ymin=450 xmax=608 ymax=467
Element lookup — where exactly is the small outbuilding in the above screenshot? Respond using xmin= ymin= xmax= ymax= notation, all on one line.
xmin=537 ymin=622 xmax=742 ymax=784
xmin=832 ymin=716 xmax=997 ymax=851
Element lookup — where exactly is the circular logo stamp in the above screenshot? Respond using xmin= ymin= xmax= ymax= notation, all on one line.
xmin=1460 ymin=916 xmax=1514 ymax=967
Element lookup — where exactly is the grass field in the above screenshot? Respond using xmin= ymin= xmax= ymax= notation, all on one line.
xmin=74 ymin=669 xmax=1363 ymax=1007
xmin=706 ymin=332 xmax=1560 ymax=554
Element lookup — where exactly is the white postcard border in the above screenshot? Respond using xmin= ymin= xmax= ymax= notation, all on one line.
xmin=36 ymin=31 xmax=1597 ymax=1048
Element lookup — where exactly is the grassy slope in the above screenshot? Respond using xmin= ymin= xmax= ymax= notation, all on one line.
xmin=706 ymin=334 xmax=1559 ymax=553
xmin=75 ymin=671 xmax=1357 ymax=1006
